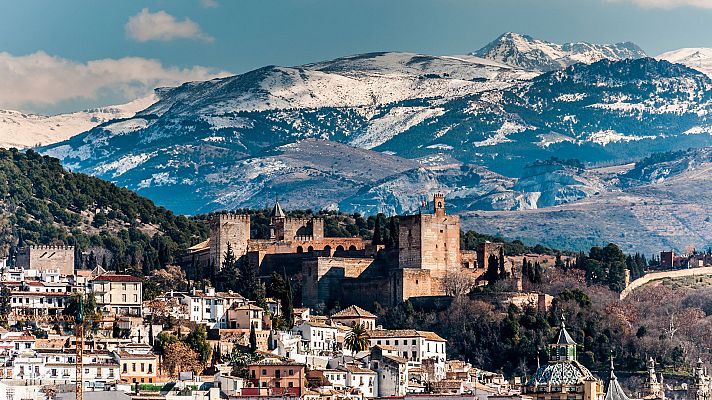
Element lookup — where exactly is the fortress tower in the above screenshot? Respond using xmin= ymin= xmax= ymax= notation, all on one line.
xmin=269 ymin=201 xmax=324 ymax=241
xmin=209 ymin=213 xmax=251 ymax=271
xmin=398 ymin=193 xmax=461 ymax=279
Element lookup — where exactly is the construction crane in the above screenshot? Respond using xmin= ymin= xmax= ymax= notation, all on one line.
xmin=73 ymin=294 xmax=118 ymax=400
xmin=2 ymin=295 xmax=117 ymax=400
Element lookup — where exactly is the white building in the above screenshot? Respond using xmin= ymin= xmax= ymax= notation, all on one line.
xmin=177 ymin=288 xmax=247 ymax=328
xmin=339 ymin=364 xmax=377 ymax=399
xmin=367 ymin=329 xmax=447 ymax=381
xmin=90 ymin=274 xmax=143 ymax=316
xmin=292 ymin=321 xmax=339 ymax=355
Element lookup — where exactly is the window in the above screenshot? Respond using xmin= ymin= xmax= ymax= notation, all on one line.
xmin=85 ymin=368 xmax=89 ymax=374
xmin=289 ymin=369 xmax=293 ymax=376
xmin=395 ymin=340 xmax=399 ymax=345
xmin=133 ymin=294 xmax=138 ymax=302
xmin=122 ymin=294 xmax=127 ymax=302
xmin=141 ymin=363 xmax=145 ymax=372
xmin=132 ymin=363 xmax=136 ymax=372
xmin=262 ymin=369 xmax=267 ymax=376
xmin=122 ymin=283 xmax=126 ymax=290
xmin=123 ymin=364 xmax=128 ymax=373
xmin=275 ymin=382 xmax=281 ymax=388
xmin=148 ymin=364 xmax=153 ymax=373
xmin=288 ymin=382 xmax=294 ymax=388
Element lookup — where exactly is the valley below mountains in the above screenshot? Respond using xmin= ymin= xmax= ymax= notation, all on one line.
xmin=29 ymin=33 xmax=712 ymax=254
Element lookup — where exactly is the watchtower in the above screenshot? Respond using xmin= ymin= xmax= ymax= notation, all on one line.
xmin=209 ymin=213 xmax=250 ymax=271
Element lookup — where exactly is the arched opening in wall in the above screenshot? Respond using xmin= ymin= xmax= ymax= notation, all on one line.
xmin=307 ymin=246 xmax=314 ymax=253
xmin=296 ymin=246 xmax=303 ymax=254
xmin=336 ymin=245 xmax=345 ymax=254
xmin=348 ymin=245 xmax=357 ymax=251
xmin=323 ymin=245 xmax=331 ymax=257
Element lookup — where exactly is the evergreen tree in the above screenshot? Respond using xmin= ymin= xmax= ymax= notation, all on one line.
xmin=284 ymin=275 xmax=294 ymax=329
xmin=498 ymin=247 xmax=507 ymax=279
xmin=249 ymin=324 xmax=257 ymax=353
xmin=533 ymin=262 xmax=542 ymax=284
xmin=0 ymin=285 xmax=11 ymax=322
xmin=185 ymin=324 xmax=212 ymax=366
xmin=217 ymin=242 xmax=240 ymax=292
xmin=485 ymin=254 xmax=499 ymax=283
xmin=386 ymin=217 xmax=399 ymax=249
xmin=554 ymin=253 xmax=565 ymax=270
xmin=372 ymin=214 xmax=384 ymax=245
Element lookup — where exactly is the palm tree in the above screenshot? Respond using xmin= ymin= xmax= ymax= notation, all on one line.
xmin=344 ymin=323 xmax=370 ymax=355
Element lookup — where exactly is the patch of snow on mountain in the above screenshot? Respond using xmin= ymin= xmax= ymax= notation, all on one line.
xmin=537 ymin=133 xmax=576 ymax=148
xmin=426 ymin=144 xmax=454 ymax=150
xmin=351 ymin=106 xmax=445 ymax=149
xmin=102 ymin=118 xmax=150 ymax=135
xmin=588 ymin=130 xmax=655 ymax=146
xmin=92 ymin=153 xmax=153 ymax=178
xmin=0 ymin=94 xmax=157 ymax=149
xmin=202 ymin=115 xmax=252 ymax=130
xmin=473 ymin=132 xmax=514 ymax=147
xmin=657 ymin=48 xmax=712 ymax=78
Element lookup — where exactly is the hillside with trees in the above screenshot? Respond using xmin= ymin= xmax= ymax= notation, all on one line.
xmin=0 ymin=149 xmax=207 ymax=275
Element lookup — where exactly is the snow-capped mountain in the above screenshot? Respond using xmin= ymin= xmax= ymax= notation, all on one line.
xmin=657 ymin=48 xmax=712 ymax=78
xmin=40 ymin=49 xmax=712 ymax=219
xmin=473 ymin=32 xmax=646 ymax=72
xmin=0 ymin=95 xmax=157 ymax=149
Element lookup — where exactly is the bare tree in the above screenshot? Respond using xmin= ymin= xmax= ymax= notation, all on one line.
xmin=442 ymin=269 xmax=475 ymax=298
xmin=163 ymin=342 xmax=201 ymax=378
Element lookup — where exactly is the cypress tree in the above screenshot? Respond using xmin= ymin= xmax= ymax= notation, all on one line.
xmin=249 ymin=324 xmax=257 ymax=353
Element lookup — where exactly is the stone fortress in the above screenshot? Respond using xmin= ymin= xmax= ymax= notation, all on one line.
xmin=186 ymin=194 xmax=511 ymax=308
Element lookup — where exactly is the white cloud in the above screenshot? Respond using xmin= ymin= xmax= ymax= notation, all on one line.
xmin=0 ymin=51 xmax=231 ymax=112
xmin=606 ymin=0 xmax=712 ymax=8
xmin=125 ymin=8 xmax=214 ymax=42
xmin=200 ymin=0 xmax=219 ymax=8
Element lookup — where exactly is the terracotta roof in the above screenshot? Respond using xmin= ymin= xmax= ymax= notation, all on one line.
xmin=233 ymin=304 xmax=264 ymax=311
xmin=92 ymin=274 xmax=143 ymax=283
xmin=187 ymin=239 xmax=210 ymax=252
xmin=382 ymin=354 xmax=408 ymax=364
xmin=339 ymin=364 xmax=374 ymax=374
xmin=11 ymin=291 xmax=69 ymax=297
xmin=367 ymin=329 xmax=447 ymax=342
xmin=431 ymin=380 xmax=464 ymax=390
xmin=330 ymin=305 xmax=376 ymax=319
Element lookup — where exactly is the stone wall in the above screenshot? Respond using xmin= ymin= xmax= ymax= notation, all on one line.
xmin=282 ymin=217 xmax=324 ymax=241
xmin=17 ymin=245 xmax=74 ymax=276
xmin=395 ymin=269 xmax=435 ymax=304
xmin=302 ymin=257 xmax=374 ymax=308
xmin=620 ymin=266 xmax=712 ymax=299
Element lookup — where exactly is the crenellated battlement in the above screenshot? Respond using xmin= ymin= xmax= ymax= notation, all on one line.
xmin=284 ymin=216 xmax=322 ymax=223
xmin=23 ymin=245 xmax=74 ymax=251
xmin=209 ymin=212 xmax=251 ymax=223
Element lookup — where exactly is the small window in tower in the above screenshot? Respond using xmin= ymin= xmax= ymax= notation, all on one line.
xmin=415 ymin=280 xmax=419 ymax=285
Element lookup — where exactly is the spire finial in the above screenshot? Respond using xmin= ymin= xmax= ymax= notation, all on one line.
xmin=610 ymin=350 xmax=615 ymax=372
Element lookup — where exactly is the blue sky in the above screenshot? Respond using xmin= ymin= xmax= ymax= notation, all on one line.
xmin=2 ymin=0 xmax=712 ymax=114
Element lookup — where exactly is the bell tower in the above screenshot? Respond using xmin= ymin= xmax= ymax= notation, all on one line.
xmin=433 ymin=193 xmax=446 ymax=217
